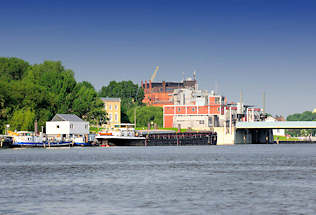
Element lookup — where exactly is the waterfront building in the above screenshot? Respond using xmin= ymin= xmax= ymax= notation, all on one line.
xmin=141 ymin=75 xmax=197 ymax=107
xmin=46 ymin=114 xmax=89 ymax=140
xmin=163 ymin=87 xmax=227 ymax=129
xmin=163 ymin=87 xmax=263 ymax=130
xmin=100 ymin=97 xmax=121 ymax=127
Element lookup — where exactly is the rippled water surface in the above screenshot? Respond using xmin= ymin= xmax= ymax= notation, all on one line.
xmin=1 ymin=145 xmax=316 ymax=215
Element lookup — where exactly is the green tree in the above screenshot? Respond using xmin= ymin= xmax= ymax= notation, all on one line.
xmin=0 ymin=58 xmax=107 ymax=133
xmin=9 ymin=108 xmax=36 ymax=131
xmin=99 ymin=80 xmax=144 ymax=105
xmin=72 ymin=81 xmax=106 ymax=124
xmin=24 ymin=61 xmax=77 ymax=114
xmin=127 ymin=106 xmax=163 ymax=127
xmin=0 ymin=57 xmax=29 ymax=80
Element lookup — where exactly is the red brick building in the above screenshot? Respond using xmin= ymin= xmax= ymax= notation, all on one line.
xmin=141 ymin=79 xmax=196 ymax=107
xmin=163 ymin=94 xmax=226 ymax=129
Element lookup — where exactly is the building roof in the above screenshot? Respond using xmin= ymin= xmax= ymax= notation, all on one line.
xmin=51 ymin=114 xmax=84 ymax=122
xmin=100 ymin=97 xmax=121 ymax=102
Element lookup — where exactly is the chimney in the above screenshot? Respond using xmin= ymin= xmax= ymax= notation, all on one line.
xmin=149 ymin=80 xmax=152 ymax=93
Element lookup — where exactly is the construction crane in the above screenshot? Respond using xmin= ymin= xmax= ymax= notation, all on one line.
xmin=150 ymin=66 xmax=159 ymax=82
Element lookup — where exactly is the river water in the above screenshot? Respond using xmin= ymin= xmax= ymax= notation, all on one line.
xmin=1 ymin=144 xmax=316 ymax=215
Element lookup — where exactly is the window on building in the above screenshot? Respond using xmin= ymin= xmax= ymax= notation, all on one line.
xmin=217 ymin=107 xmax=220 ymax=112
xmin=115 ymin=104 xmax=118 ymax=110
xmin=192 ymin=108 xmax=195 ymax=112
xmin=178 ymin=107 xmax=181 ymax=112
xmin=215 ymin=97 xmax=220 ymax=104
xmin=109 ymin=105 xmax=112 ymax=110
xmin=104 ymin=104 xmax=107 ymax=110
xmin=109 ymin=113 xmax=112 ymax=121
xmin=115 ymin=113 xmax=118 ymax=121
xmin=57 ymin=125 xmax=59 ymax=128
xmin=200 ymin=120 xmax=204 ymax=124
xmin=70 ymin=124 xmax=73 ymax=129
xmin=85 ymin=125 xmax=88 ymax=129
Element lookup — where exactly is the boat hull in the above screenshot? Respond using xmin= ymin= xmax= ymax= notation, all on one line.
xmin=96 ymin=136 xmax=146 ymax=146
xmin=12 ymin=141 xmax=72 ymax=147
xmin=73 ymin=142 xmax=93 ymax=147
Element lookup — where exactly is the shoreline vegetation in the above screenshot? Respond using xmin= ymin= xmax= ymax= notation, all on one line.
xmin=273 ymin=135 xmax=300 ymax=141
xmin=286 ymin=111 xmax=316 ymax=137
xmin=0 ymin=57 xmax=163 ymax=134
xmin=0 ymin=57 xmax=106 ymax=133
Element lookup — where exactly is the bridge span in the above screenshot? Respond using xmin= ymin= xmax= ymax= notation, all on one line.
xmin=216 ymin=121 xmax=316 ymax=145
xmin=236 ymin=121 xmax=316 ymax=129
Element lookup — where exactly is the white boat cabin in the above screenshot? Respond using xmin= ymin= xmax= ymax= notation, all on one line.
xmin=14 ymin=131 xmax=43 ymax=143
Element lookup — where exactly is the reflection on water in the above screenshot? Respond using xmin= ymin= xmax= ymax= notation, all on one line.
xmin=1 ymin=145 xmax=316 ymax=215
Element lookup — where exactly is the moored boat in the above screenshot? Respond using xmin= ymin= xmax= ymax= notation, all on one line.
xmin=11 ymin=131 xmax=72 ymax=147
xmin=11 ymin=131 xmax=44 ymax=147
xmin=73 ymin=137 xmax=91 ymax=146
xmin=95 ymin=123 xmax=145 ymax=146
xmin=72 ymin=134 xmax=96 ymax=146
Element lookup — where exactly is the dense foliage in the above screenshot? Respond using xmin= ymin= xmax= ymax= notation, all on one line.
xmin=126 ymin=106 xmax=163 ymax=128
xmin=286 ymin=111 xmax=316 ymax=136
xmin=0 ymin=57 xmax=106 ymax=133
xmin=99 ymin=80 xmax=144 ymax=105
xmin=287 ymin=111 xmax=316 ymax=121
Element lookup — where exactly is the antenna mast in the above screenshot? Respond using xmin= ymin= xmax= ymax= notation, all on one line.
xmin=263 ymin=91 xmax=266 ymax=114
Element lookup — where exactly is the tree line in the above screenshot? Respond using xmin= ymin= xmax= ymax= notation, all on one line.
xmin=0 ymin=57 xmax=163 ymax=133
xmin=0 ymin=57 xmax=105 ymax=133
xmin=286 ymin=111 xmax=316 ymax=136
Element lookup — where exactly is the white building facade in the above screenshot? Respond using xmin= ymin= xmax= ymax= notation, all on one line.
xmin=46 ymin=114 xmax=89 ymax=139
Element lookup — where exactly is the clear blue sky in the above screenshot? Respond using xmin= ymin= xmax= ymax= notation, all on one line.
xmin=1 ymin=0 xmax=316 ymax=116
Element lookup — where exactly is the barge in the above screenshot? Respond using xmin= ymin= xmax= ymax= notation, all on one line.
xmin=96 ymin=127 xmax=217 ymax=146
